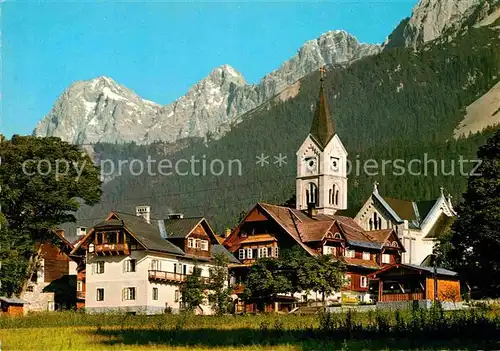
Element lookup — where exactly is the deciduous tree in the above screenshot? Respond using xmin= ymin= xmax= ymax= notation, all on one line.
xmin=207 ymin=253 xmax=233 ymax=315
xmin=0 ymin=135 xmax=102 ymax=294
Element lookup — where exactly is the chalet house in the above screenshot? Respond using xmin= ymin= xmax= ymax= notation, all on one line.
xmin=354 ymin=184 xmax=456 ymax=265
xmin=21 ymin=231 xmax=77 ymax=312
xmin=224 ymin=202 xmax=404 ymax=308
xmin=70 ymin=206 xmax=237 ymax=314
xmin=224 ymin=70 xmax=406 ymax=309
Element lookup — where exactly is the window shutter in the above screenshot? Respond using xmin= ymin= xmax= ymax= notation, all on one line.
xmin=246 ymin=248 xmax=253 ymax=259
xmin=238 ymin=249 xmax=245 ymax=260
xmin=122 ymin=288 xmax=125 ymax=301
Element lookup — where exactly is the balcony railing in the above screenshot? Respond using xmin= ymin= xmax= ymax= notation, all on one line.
xmin=380 ymin=292 xmax=424 ymax=302
xmin=148 ymin=270 xmax=209 ymax=284
xmin=94 ymin=243 xmax=129 ymax=256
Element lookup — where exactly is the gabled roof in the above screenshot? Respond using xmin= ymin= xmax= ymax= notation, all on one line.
xmin=365 ymin=229 xmax=394 ymax=244
xmin=257 ymin=203 xmax=401 ymax=254
xmin=309 ymin=77 xmax=335 ymax=149
xmin=424 ymin=214 xmax=455 ymax=239
xmin=368 ymin=263 xmax=459 ymax=279
xmin=112 ymin=212 xmax=185 ymax=255
xmin=212 ymin=244 xmax=241 ymax=264
xmin=162 ymin=217 xmax=204 ymax=239
xmin=70 ymin=211 xmax=239 ymax=264
xmin=0 ymin=296 xmax=28 ymax=305
xmin=372 ymin=191 xmax=444 ymax=229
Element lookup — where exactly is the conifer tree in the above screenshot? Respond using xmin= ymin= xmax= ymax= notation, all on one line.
xmin=445 ymin=129 xmax=500 ymax=294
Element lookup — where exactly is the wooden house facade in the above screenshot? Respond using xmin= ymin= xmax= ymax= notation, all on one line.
xmin=368 ymin=263 xmax=461 ymax=303
xmin=224 ymin=202 xmax=405 ymax=311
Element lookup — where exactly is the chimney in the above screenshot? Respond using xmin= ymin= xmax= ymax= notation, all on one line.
xmin=136 ymin=206 xmax=151 ymax=224
xmin=166 ymin=213 xmax=184 ymax=220
xmin=307 ymin=202 xmax=317 ymax=218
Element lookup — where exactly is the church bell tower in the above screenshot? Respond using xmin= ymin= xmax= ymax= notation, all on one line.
xmin=295 ymin=67 xmax=348 ymax=215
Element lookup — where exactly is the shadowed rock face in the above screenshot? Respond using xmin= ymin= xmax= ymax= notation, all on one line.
xmin=33 ymin=31 xmax=380 ymax=145
xmin=385 ymin=0 xmax=500 ymax=48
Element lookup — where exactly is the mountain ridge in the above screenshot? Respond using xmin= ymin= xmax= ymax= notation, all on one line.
xmin=33 ymin=30 xmax=379 ymax=145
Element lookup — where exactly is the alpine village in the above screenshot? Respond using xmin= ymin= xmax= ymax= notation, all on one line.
xmin=1 ymin=0 xmax=500 ymax=349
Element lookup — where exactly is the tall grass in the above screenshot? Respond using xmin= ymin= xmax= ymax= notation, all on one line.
xmin=0 ymin=305 xmax=499 ymax=350
xmin=318 ymin=303 xmax=500 ymax=340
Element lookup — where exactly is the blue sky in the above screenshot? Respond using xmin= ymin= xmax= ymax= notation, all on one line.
xmin=2 ymin=1 xmax=415 ymax=137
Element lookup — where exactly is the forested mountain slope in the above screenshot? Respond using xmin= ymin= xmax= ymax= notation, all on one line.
xmin=72 ymin=20 xmax=500 ymax=233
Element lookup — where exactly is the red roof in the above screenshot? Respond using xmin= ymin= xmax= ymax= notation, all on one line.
xmin=258 ymin=203 xmax=395 ymax=253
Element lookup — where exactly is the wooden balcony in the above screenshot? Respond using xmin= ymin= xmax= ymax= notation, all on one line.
xmin=94 ymin=243 xmax=129 ymax=256
xmin=379 ymin=292 xmax=424 ymax=302
xmin=76 ymin=291 xmax=85 ymax=300
xmin=149 ymin=270 xmax=186 ymax=283
xmin=232 ymin=284 xmax=245 ymax=295
xmin=148 ymin=270 xmax=210 ymax=284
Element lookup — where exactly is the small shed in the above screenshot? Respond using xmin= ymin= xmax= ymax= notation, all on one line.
xmin=0 ymin=296 xmax=28 ymax=316
xmin=368 ymin=264 xmax=461 ymax=303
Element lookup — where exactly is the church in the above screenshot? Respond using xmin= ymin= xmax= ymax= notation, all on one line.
xmin=223 ymin=67 xmax=456 ymax=310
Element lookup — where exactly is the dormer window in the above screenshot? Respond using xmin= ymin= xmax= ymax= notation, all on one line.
xmin=333 ymin=232 xmax=342 ymax=239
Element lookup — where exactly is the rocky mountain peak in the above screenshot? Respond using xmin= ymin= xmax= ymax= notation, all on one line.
xmin=385 ymin=0 xmax=500 ymax=48
xmin=34 ymin=29 xmax=381 ymax=145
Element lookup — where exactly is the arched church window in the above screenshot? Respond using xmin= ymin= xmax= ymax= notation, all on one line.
xmin=369 ymin=218 xmax=373 ymax=231
xmin=306 ymin=190 xmax=310 ymax=205
xmin=307 ymin=183 xmax=318 ymax=206
xmin=329 ymin=189 xmax=332 ymax=205
xmin=335 ymin=190 xmax=339 ymax=206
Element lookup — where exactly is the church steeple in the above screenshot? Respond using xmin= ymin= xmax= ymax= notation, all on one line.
xmin=309 ymin=67 xmax=335 ymax=149
xmin=295 ymin=66 xmax=348 ymax=215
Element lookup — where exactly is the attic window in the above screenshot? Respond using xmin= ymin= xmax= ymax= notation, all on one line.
xmin=77 ymin=227 xmax=87 ymax=236
xmin=334 ymin=232 xmax=341 ymax=239
xmin=391 ymin=241 xmax=398 ymax=247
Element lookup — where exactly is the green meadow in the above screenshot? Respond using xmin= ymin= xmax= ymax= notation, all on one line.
xmin=1 ymin=306 xmax=500 ymax=350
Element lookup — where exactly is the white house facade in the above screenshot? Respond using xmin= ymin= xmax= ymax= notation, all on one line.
xmin=71 ymin=207 xmax=238 ymax=315
xmin=354 ymin=183 xmax=456 ymax=265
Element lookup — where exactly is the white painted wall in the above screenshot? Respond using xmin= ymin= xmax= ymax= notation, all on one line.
xmin=86 ymin=250 xmax=214 ymax=314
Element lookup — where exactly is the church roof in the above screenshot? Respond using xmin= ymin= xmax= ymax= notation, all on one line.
xmin=424 ymin=214 xmax=455 ymax=239
xmin=372 ymin=192 xmax=441 ymax=229
xmin=309 ymin=73 xmax=335 ymax=149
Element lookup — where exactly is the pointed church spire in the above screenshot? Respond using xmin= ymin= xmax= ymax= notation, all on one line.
xmin=310 ymin=66 xmax=335 ymax=149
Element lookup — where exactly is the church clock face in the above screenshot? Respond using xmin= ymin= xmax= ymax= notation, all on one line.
xmin=305 ymin=157 xmax=317 ymax=172
xmin=330 ymin=157 xmax=340 ymax=171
